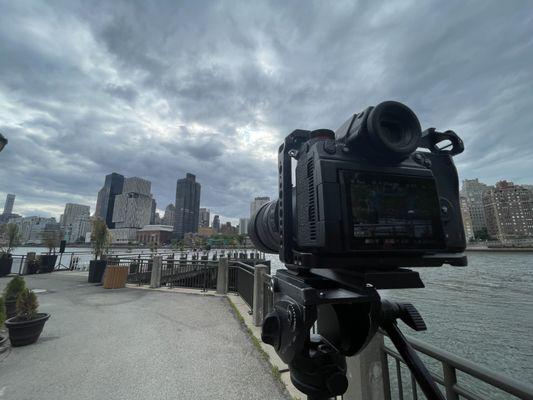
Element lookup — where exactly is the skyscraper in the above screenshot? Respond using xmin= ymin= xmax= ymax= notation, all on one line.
xmin=212 ymin=215 xmax=220 ymax=233
xmin=112 ymin=177 xmax=153 ymax=229
xmin=150 ymin=198 xmax=157 ymax=224
xmin=162 ymin=204 xmax=175 ymax=226
xmin=174 ymin=173 xmax=201 ymax=240
xmin=239 ymin=218 xmax=249 ymax=235
xmin=61 ymin=203 xmax=90 ymax=243
xmin=250 ymin=196 xmax=270 ymax=219
xmin=95 ymin=172 xmax=125 ymax=228
xmin=2 ymin=194 xmax=15 ymax=216
xmin=199 ymin=208 xmax=210 ymax=228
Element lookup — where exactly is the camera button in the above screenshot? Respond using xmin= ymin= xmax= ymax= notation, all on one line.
xmin=323 ymin=140 xmax=337 ymax=154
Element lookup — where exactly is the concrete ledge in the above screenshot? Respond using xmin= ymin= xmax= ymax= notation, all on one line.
xmin=125 ymin=283 xmax=225 ymax=297
xmin=226 ymin=294 xmax=305 ymax=400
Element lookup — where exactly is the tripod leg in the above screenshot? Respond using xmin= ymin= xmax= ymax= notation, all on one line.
xmin=382 ymin=322 xmax=446 ymax=400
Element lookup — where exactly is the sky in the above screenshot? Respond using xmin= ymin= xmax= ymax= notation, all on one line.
xmin=1 ymin=0 xmax=533 ymax=222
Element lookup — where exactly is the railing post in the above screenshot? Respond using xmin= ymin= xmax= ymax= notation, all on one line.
xmin=253 ymin=264 xmax=268 ymax=326
xmin=442 ymin=362 xmax=459 ymax=400
xmin=216 ymin=257 xmax=228 ymax=294
xmin=344 ymin=332 xmax=388 ymax=400
xmin=150 ymin=256 xmax=162 ymax=288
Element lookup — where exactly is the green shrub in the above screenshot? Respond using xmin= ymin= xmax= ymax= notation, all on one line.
xmin=0 ymin=296 xmax=6 ymax=326
xmin=16 ymin=289 xmax=39 ymax=321
xmin=3 ymin=276 xmax=26 ymax=301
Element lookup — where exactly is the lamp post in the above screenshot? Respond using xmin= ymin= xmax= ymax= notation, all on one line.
xmin=0 ymin=133 xmax=7 ymax=153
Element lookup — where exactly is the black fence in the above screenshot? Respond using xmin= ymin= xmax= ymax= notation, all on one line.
xmin=229 ymin=262 xmax=255 ymax=307
xmin=161 ymin=258 xmax=218 ymax=291
xmin=122 ymin=255 xmax=270 ymax=302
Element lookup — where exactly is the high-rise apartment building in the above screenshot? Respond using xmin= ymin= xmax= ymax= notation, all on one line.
xmin=483 ymin=181 xmax=533 ymax=241
xmin=212 ymin=215 xmax=220 ymax=233
xmin=2 ymin=194 xmax=15 ymax=216
xmin=174 ymin=173 xmax=201 ymax=240
xmin=162 ymin=204 xmax=175 ymax=226
xmin=95 ymin=172 xmax=124 ymax=228
xmin=459 ymin=195 xmax=474 ymax=241
xmin=8 ymin=216 xmax=57 ymax=244
xmin=239 ymin=218 xmax=249 ymax=235
xmin=0 ymin=194 xmax=17 ymax=223
xmin=250 ymin=196 xmax=270 ymax=219
xmin=462 ymin=179 xmax=489 ymax=234
xmin=199 ymin=208 xmax=210 ymax=228
xmin=61 ymin=203 xmax=90 ymax=243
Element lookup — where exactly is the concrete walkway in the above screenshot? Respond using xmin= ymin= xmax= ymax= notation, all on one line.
xmin=0 ymin=272 xmax=290 ymax=400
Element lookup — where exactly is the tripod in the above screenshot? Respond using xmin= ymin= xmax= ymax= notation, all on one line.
xmin=261 ymin=269 xmax=446 ymax=400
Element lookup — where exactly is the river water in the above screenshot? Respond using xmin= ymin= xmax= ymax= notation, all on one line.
xmin=10 ymin=247 xmax=533 ymax=395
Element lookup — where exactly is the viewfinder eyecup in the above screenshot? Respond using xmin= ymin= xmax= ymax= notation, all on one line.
xmin=367 ymin=101 xmax=421 ymax=160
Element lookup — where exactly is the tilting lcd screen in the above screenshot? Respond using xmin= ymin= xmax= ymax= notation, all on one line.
xmin=346 ymin=172 xmax=445 ymax=250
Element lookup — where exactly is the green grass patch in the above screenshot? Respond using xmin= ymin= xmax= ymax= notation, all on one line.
xmin=227 ymin=297 xmax=300 ymax=397
xmin=227 ymin=297 xmax=270 ymax=363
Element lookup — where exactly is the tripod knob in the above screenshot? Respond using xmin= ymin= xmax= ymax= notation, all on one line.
xmin=326 ymin=372 xmax=348 ymax=395
xmin=262 ymin=311 xmax=281 ymax=350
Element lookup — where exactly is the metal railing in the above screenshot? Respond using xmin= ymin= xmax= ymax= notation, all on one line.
xmin=382 ymin=335 xmax=533 ymax=400
xmin=229 ymin=261 xmax=255 ymax=308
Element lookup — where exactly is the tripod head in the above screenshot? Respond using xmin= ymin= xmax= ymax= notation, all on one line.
xmin=261 ymin=269 xmax=445 ymax=400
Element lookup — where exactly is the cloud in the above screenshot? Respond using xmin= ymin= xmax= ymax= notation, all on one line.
xmin=1 ymin=0 xmax=532 ymax=220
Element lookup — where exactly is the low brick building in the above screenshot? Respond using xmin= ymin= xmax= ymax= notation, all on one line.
xmin=136 ymin=225 xmax=174 ymax=245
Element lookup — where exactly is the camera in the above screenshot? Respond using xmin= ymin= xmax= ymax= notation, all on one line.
xmin=249 ymin=101 xmax=467 ymax=270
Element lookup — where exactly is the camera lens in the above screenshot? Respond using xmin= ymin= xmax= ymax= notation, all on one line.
xmin=367 ymin=101 xmax=421 ymax=160
xmin=248 ymin=200 xmax=280 ymax=254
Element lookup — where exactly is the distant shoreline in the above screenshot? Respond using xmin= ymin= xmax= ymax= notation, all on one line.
xmin=14 ymin=244 xmax=533 ymax=253
xmin=466 ymin=247 xmax=533 ymax=252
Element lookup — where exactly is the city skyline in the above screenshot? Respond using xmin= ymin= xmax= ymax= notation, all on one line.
xmin=1 ymin=2 xmax=533 ymax=222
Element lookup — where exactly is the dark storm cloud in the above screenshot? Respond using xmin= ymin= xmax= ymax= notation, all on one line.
xmin=1 ymin=0 xmax=533 ymax=220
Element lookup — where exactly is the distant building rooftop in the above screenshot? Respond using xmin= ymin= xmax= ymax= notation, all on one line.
xmin=139 ymin=224 xmax=174 ymax=232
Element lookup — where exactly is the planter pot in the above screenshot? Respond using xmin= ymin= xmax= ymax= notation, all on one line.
xmin=0 ymin=255 xmax=13 ymax=277
xmin=39 ymin=255 xmax=58 ymax=273
xmin=103 ymin=265 xmax=129 ymax=289
xmin=88 ymin=260 xmax=107 ymax=283
xmin=5 ymin=298 xmax=17 ymax=319
xmin=5 ymin=313 xmax=50 ymax=347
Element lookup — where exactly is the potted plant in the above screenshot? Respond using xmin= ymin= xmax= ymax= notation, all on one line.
xmin=5 ymin=288 xmax=50 ymax=346
xmin=3 ymin=276 xmax=26 ymax=319
xmin=88 ymin=218 xmax=111 ymax=283
xmin=0 ymin=223 xmax=21 ymax=277
xmin=40 ymin=227 xmax=61 ymax=273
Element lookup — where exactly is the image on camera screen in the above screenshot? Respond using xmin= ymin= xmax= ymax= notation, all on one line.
xmin=347 ymin=173 xmax=445 ymax=250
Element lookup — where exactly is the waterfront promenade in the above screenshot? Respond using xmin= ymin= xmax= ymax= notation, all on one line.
xmin=0 ymin=272 xmax=289 ymax=400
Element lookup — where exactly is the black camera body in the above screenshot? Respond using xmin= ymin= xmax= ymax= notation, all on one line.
xmin=249 ymin=101 xmax=467 ymax=270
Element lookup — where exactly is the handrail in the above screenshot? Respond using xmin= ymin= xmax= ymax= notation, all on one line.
xmin=383 ymin=334 xmax=533 ymax=400
xmin=230 ymin=261 xmax=255 ymax=273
